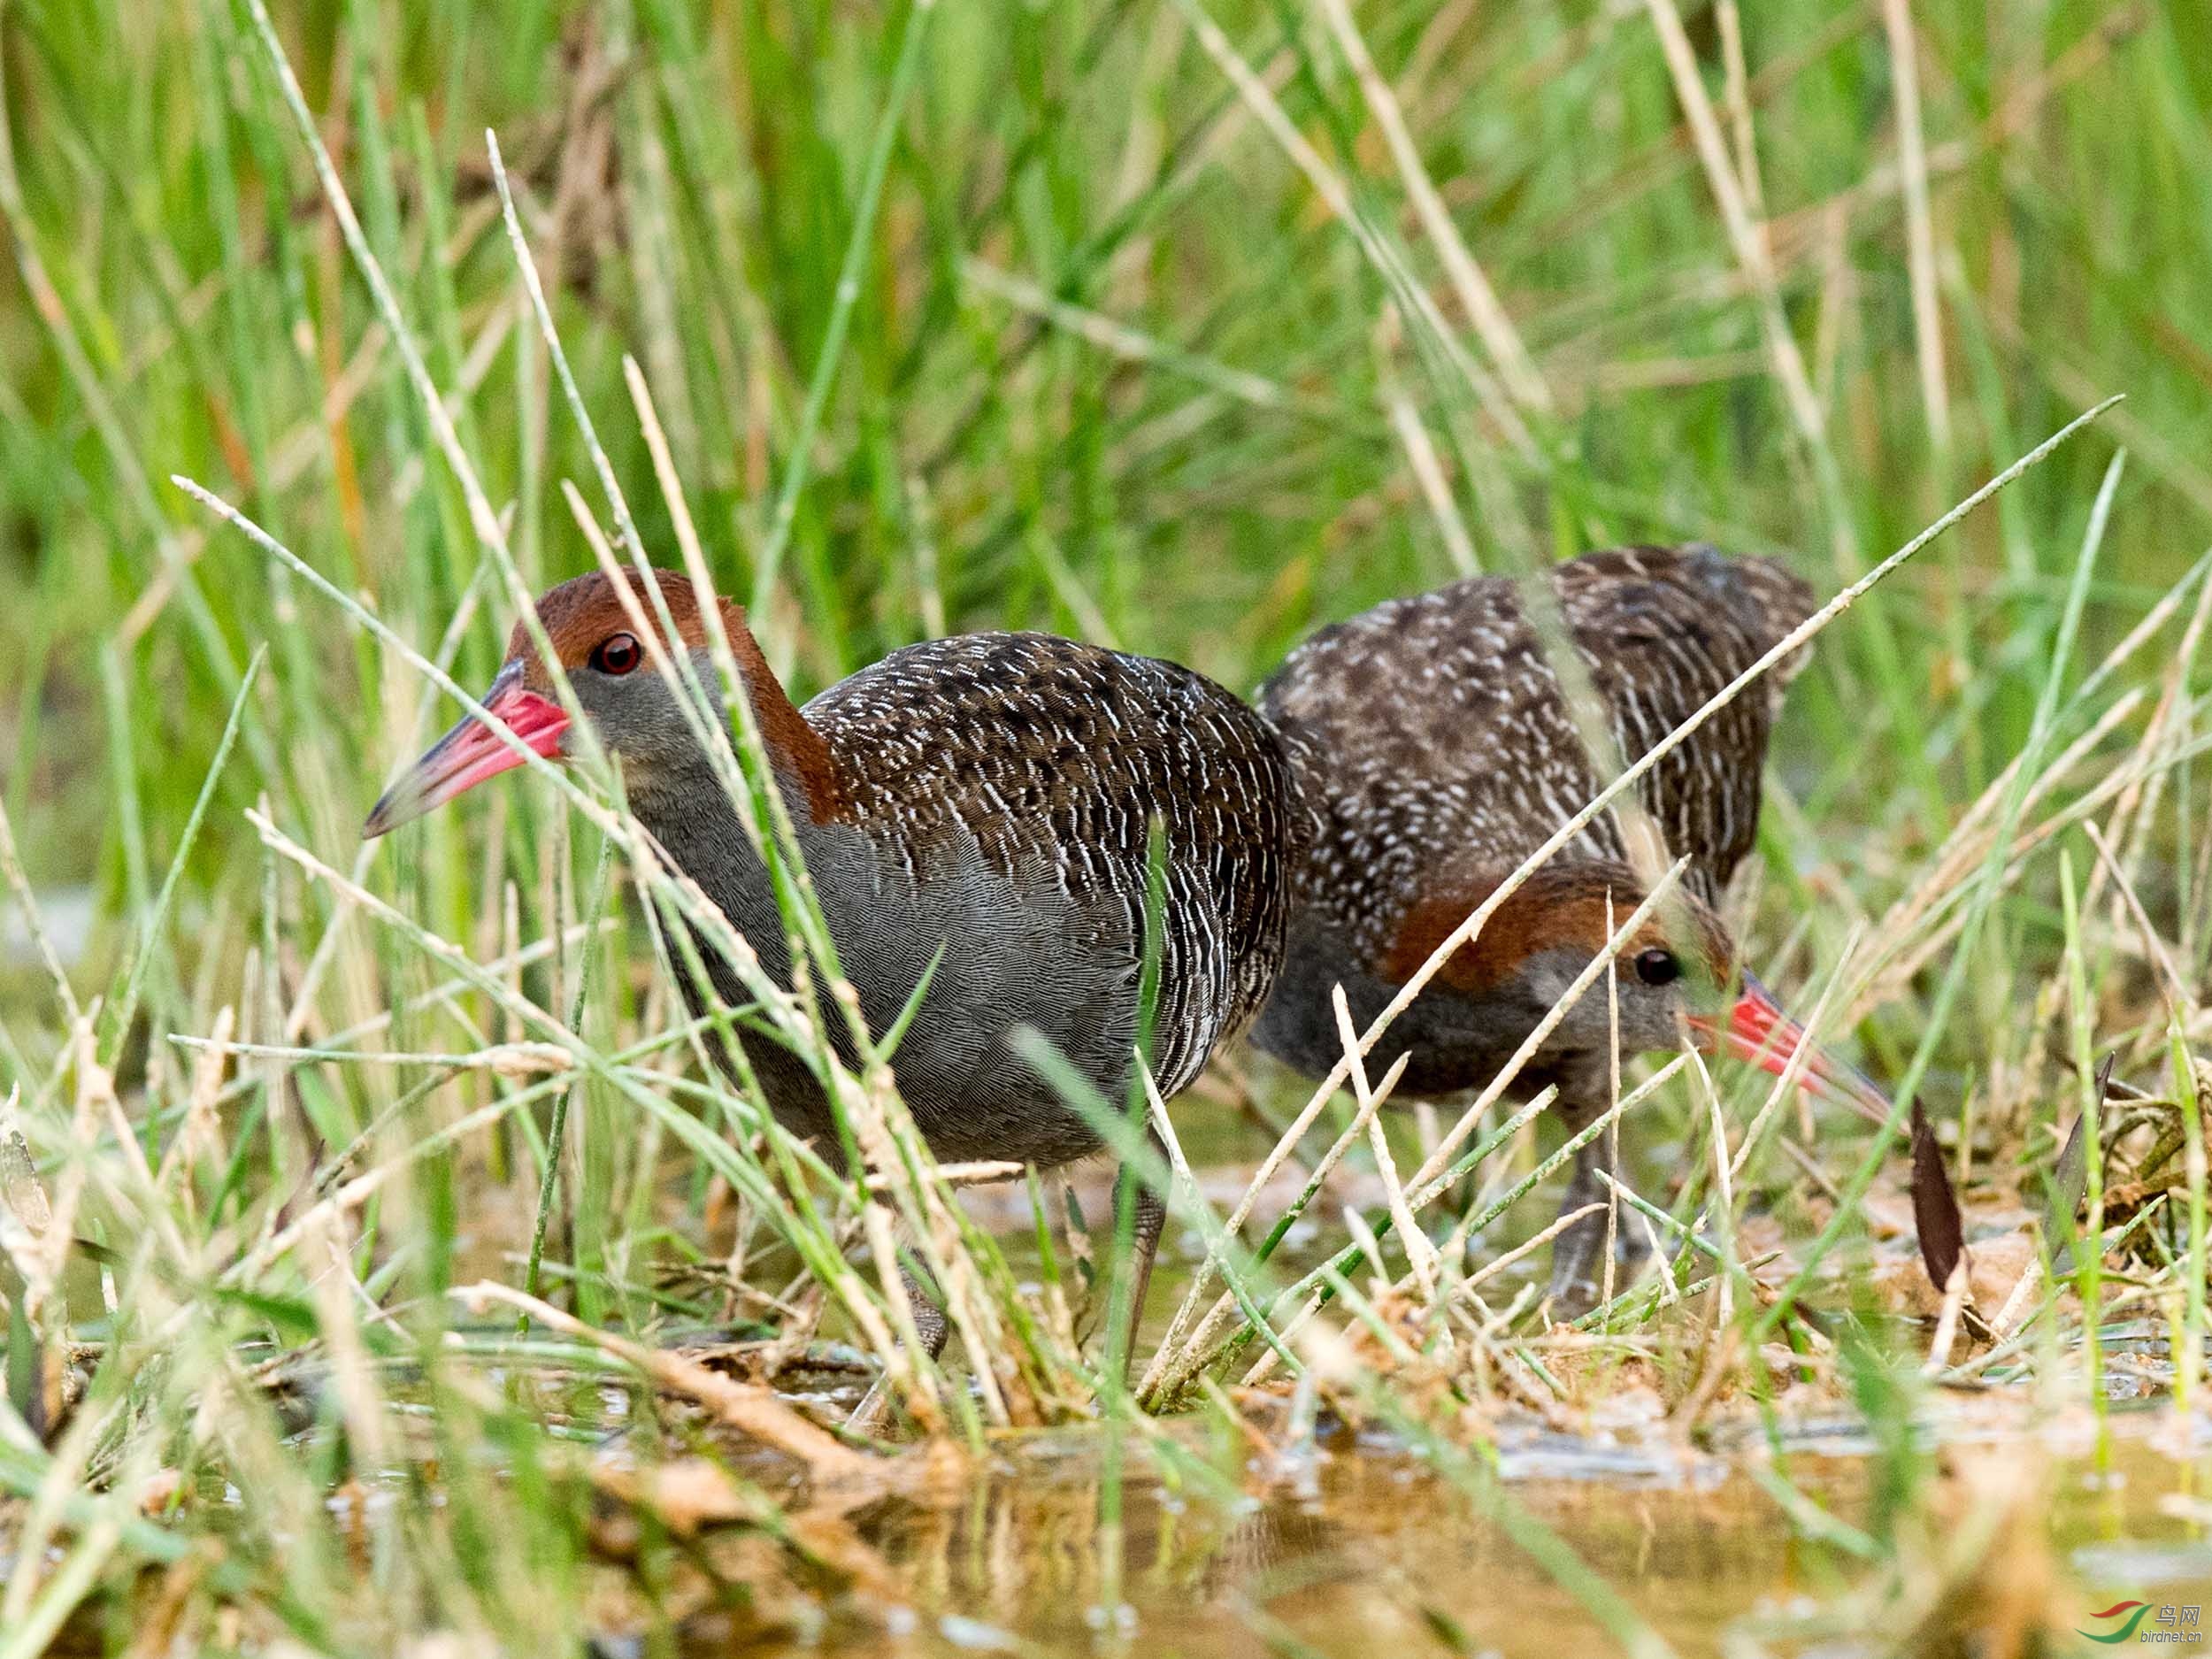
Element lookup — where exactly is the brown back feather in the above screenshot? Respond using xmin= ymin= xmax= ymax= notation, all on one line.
xmin=1261 ymin=543 xmax=1815 ymax=966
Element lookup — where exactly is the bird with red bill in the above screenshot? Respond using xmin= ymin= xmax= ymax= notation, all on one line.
xmin=1249 ymin=545 xmax=1891 ymax=1310
xmin=363 ymin=566 xmax=1305 ymax=1409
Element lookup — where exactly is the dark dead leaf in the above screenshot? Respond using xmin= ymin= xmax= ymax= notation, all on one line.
xmin=1910 ymin=1101 xmax=1967 ymax=1296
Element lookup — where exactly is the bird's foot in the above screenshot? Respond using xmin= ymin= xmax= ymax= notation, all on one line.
xmin=844 ymin=1263 xmax=951 ymax=1435
xmin=1547 ymin=1205 xmax=1663 ymax=1319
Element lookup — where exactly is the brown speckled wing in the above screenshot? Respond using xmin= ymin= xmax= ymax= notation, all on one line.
xmin=1259 ymin=544 xmax=1815 ymax=964
xmin=803 ymin=633 xmax=1302 ymax=1096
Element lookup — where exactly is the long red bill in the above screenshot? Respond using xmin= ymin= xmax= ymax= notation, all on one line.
xmin=1688 ymin=972 xmax=1892 ymax=1125
xmin=362 ymin=668 xmax=570 ymax=838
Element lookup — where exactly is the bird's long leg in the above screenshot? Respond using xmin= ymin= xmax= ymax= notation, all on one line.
xmin=847 ymin=1260 xmax=950 ymax=1435
xmin=1073 ymin=1134 xmax=1170 ymax=1383
xmin=1545 ymin=1099 xmax=1656 ymax=1316
xmin=1110 ymin=1157 xmax=1168 ymax=1385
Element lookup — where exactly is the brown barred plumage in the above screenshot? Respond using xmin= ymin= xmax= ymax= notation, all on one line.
xmin=1248 ymin=544 xmax=1861 ymax=1308
xmin=1259 ymin=543 xmax=1814 ymax=964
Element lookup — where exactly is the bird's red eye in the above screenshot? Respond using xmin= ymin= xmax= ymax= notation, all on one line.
xmin=591 ymin=633 xmax=642 ymax=676
xmin=1633 ymin=948 xmax=1682 ymax=987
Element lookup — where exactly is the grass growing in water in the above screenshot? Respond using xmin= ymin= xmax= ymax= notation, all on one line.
xmin=1 ymin=0 xmax=2210 ymax=1651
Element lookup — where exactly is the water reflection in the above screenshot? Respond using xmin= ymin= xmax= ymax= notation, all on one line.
xmin=676 ymin=1409 xmax=2212 ymax=1657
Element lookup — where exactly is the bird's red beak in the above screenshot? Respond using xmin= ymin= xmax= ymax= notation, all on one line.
xmin=1686 ymin=972 xmax=1891 ymax=1126
xmin=362 ymin=667 xmax=570 ymax=838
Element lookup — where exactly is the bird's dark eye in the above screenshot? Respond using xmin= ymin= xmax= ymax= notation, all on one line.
xmin=1633 ymin=948 xmax=1681 ymax=987
xmin=591 ymin=633 xmax=642 ymax=676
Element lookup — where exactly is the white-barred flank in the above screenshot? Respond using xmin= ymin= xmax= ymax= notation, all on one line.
xmin=803 ymin=629 xmax=1304 ymax=1111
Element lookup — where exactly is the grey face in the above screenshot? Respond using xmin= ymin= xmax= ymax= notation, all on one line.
xmin=1510 ymin=941 xmax=1708 ymax=1056
xmin=561 ymin=641 xmax=728 ymax=787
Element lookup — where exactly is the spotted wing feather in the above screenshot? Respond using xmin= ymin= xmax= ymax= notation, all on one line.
xmin=1259 ymin=544 xmax=1815 ymax=963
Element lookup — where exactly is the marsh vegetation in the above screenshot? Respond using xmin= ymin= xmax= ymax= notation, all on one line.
xmin=1 ymin=0 xmax=2209 ymax=1652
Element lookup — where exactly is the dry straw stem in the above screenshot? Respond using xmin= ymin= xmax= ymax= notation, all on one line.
xmin=1757 ymin=452 xmax=2129 ymax=1343
xmin=0 ymin=1087 xmax=56 ymax=1327
xmin=1861 ymin=692 xmax=2147 ymax=1008
xmin=1860 ymin=694 xmax=2212 ymax=1027
xmin=159 ymin=1005 xmax=231 ymax=1206
xmin=1169 ymin=0 xmax=1537 ymax=459
xmin=1855 ymin=549 xmax=2211 ymax=1014
xmin=454 ymin=1281 xmax=871 ymax=1479
xmin=1924 ymin=1258 xmax=1972 ymax=1374
xmin=1161 ymin=854 xmax=1691 ymax=1386
xmin=1879 ymin=0 xmax=1952 ymax=457
xmin=172 ymin=477 xmax=842 ymax=1111
xmin=1135 ymin=1047 xmax=1429 ymax=1397
xmin=1256 ymin=1197 xmax=1610 ymax=1394
xmin=171 ymin=1036 xmax=574 ymax=1077
xmin=304 ymin=1210 xmax=389 ymax=1471
xmin=237 ymin=0 xmax=553 ymax=703
xmin=1759 ymin=3 xmax=2140 ymax=288
xmin=2080 ymin=822 xmax=2192 ymax=1021
xmin=1590 ymin=1167 xmax=1713 ymax=1307
xmin=238 ymin=0 xmax=850 ymax=1103
xmin=1378 ymin=304 xmax=1481 ymax=577
xmin=290 ymin=565 xmax=506 ymax=1041
xmin=1211 ymin=1050 xmax=1687 ymax=1397
xmin=0 ymin=796 xmax=81 ymax=1031
xmin=216 ymin=815 xmax=783 ymax=1266
xmin=2085 ymin=543 xmax=2212 ymax=928
xmin=1135 ymin=1043 xmax=1417 ymax=1397
xmin=1311 ymin=0 xmax=1552 ymax=416
xmin=618 ymin=351 xmax=803 ymax=853
xmin=504 ymin=181 xmax=885 ymax=1104
xmin=492 ymin=121 xmax=770 ymax=893
xmin=848 ymin=1071 xmax=1018 ymax=1431
xmin=1643 ymin=0 xmax=1826 ymax=448
xmin=1438 ymin=1055 xmax=1694 ymax=1271
xmin=1023 ymin=1051 xmax=1322 ymax=1394
xmin=323 ymin=923 xmax=611 ymax=1050
xmin=1686 ymin=1049 xmax=1737 ymax=1329
xmin=232 ymin=797 xmax=933 ymax=1402
xmin=0 ymin=10 xmax=257 ymax=764
xmin=1715 ymin=0 xmax=1765 ymax=220
xmin=1458 ymin=1202 xmax=1607 ymax=1301
xmin=854 ymin=1200 xmax=943 ymax=1430
xmin=1336 ymin=986 xmax=1438 ymax=1297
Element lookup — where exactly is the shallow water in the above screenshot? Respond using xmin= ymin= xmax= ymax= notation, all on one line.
xmin=680 ymin=1407 xmax=2212 ymax=1659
